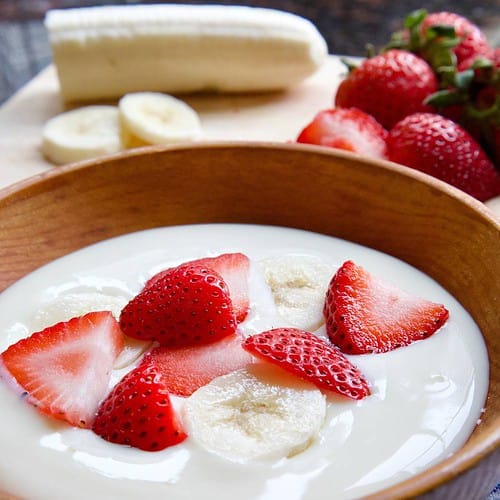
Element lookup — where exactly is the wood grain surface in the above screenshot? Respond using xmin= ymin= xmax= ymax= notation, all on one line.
xmin=0 ymin=143 xmax=498 ymax=499
xmin=1 ymin=58 xmax=499 ymax=220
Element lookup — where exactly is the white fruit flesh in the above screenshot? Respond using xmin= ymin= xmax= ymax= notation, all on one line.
xmin=184 ymin=365 xmax=326 ymax=462
xmin=45 ymin=4 xmax=328 ymax=101
xmin=41 ymin=106 xmax=122 ymax=165
xmin=259 ymin=255 xmax=335 ymax=331
xmin=119 ymin=92 xmax=202 ymax=146
xmin=31 ymin=292 xmax=127 ymax=331
xmin=31 ymin=292 xmax=147 ymax=369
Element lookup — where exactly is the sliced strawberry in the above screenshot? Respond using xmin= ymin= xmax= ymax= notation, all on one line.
xmin=324 ymin=260 xmax=449 ymax=354
xmin=194 ymin=253 xmax=250 ymax=323
xmin=92 ymin=361 xmax=187 ymax=451
xmin=0 ymin=311 xmax=123 ymax=428
xmin=242 ymin=327 xmax=370 ymax=400
xmin=296 ymin=107 xmax=388 ymax=159
xmin=144 ymin=333 xmax=253 ymax=397
xmin=145 ymin=253 xmax=250 ymax=323
xmin=120 ymin=263 xmax=237 ymax=347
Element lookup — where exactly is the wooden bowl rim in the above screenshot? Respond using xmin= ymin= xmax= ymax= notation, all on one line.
xmin=0 ymin=141 xmax=498 ymax=499
xmin=1 ymin=141 xmax=499 ymax=229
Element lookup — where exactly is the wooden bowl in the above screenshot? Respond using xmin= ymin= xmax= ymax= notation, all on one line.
xmin=0 ymin=143 xmax=498 ymax=499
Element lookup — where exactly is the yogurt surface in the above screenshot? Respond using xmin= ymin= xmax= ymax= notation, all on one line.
xmin=0 ymin=224 xmax=489 ymax=500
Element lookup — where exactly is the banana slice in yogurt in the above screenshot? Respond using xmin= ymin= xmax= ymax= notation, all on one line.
xmin=30 ymin=292 xmax=148 ymax=368
xmin=184 ymin=365 xmax=326 ymax=462
xmin=259 ymin=255 xmax=335 ymax=331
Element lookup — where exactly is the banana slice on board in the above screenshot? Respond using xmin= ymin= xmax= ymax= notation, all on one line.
xmin=118 ymin=92 xmax=202 ymax=148
xmin=31 ymin=292 xmax=148 ymax=369
xmin=41 ymin=105 xmax=122 ymax=165
xmin=184 ymin=365 xmax=326 ymax=462
xmin=259 ymin=255 xmax=335 ymax=331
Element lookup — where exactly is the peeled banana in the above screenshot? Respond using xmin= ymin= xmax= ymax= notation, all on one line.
xmin=259 ymin=255 xmax=335 ymax=331
xmin=45 ymin=4 xmax=328 ymax=102
xmin=184 ymin=365 xmax=326 ymax=462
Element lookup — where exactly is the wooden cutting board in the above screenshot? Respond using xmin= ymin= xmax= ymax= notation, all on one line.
xmin=0 ymin=55 xmax=499 ymax=216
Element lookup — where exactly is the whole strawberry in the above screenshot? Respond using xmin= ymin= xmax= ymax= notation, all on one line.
xmin=296 ymin=107 xmax=388 ymax=159
xmin=92 ymin=361 xmax=187 ymax=451
xmin=120 ymin=263 xmax=237 ymax=347
xmin=387 ymin=113 xmax=500 ymax=201
xmin=421 ymin=12 xmax=490 ymax=66
xmin=427 ymin=52 xmax=500 ymax=166
xmin=335 ymin=50 xmax=438 ymax=129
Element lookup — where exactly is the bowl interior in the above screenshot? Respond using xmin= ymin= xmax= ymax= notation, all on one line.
xmin=0 ymin=143 xmax=498 ymax=498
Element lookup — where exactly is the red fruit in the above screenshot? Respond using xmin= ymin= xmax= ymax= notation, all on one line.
xmin=0 ymin=311 xmax=123 ymax=428
xmin=296 ymin=108 xmax=388 ymax=159
xmin=387 ymin=113 xmax=500 ymax=201
xmin=324 ymin=261 xmax=449 ymax=355
xmin=335 ymin=50 xmax=438 ymax=129
xmin=144 ymin=333 xmax=253 ymax=397
xmin=422 ymin=12 xmax=490 ymax=65
xmin=457 ymin=49 xmax=498 ymax=73
xmin=146 ymin=253 xmax=250 ymax=323
xmin=92 ymin=362 xmax=187 ymax=451
xmin=120 ymin=263 xmax=237 ymax=347
xmin=191 ymin=253 xmax=250 ymax=322
xmin=242 ymin=327 xmax=370 ymax=400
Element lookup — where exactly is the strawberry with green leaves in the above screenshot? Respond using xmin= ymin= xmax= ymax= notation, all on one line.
xmin=384 ymin=9 xmax=498 ymax=167
xmin=387 ymin=112 xmax=500 ymax=201
xmin=0 ymin=311 xmax=123 ymax=428
xmin=386 ymin=9 xmax=490 ymax=70
xmin=324 ymin=261 xmax=449 ymax=355
xmin=296 ymin=107 xmax=388 ymax=158
xmin=420 ymin=11 xmax=490 ymax=66
xmin=92 ymin=361 xmax=187 ymax=451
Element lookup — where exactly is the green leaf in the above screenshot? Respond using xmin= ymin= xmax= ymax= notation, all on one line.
xmin=404 ymin=9 xmax=427 ymax=29
xmin=472 ymin=57 xmax=494 ymax=70
xmin=364 ymin=43 xmax=375 ymax=58
xmin=425 ymin=25 xmax=457 ymax=40
xmin=340 ymin=57 xmax=359 ymax=73
xmin=454 ymin=70 xmax=475 ymax=90
xmin=425 ymin=90 xmax=464 ymax=108
xmin=429 ymin=46 xmax=456 ymax=69
xmin=440 ymin=37 xmax=461 ymax=49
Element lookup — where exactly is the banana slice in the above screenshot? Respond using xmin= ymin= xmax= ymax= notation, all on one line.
xmin=118 ymin=92 xmax=202 ymax=148
xmin=184 ymin=365 xmax=326 ymax=462
xmin=41 ymin=105 xmax=122 ymax=165
xmin=259 ymin=255 xmax=335 ymax=331
xmin=30 ymin=292 xmax=148 ymax=369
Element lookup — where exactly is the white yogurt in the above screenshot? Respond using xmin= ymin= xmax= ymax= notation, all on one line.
xmin=0 ymin=224 xmax=489 ymax=500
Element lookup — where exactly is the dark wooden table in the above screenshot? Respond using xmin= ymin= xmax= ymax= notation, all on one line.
xmin=0 ymin=0 xmax=499 ymax=104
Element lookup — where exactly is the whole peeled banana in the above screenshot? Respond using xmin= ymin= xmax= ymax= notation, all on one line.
xmin=45 ymin=4 xmax=328 ymax=102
